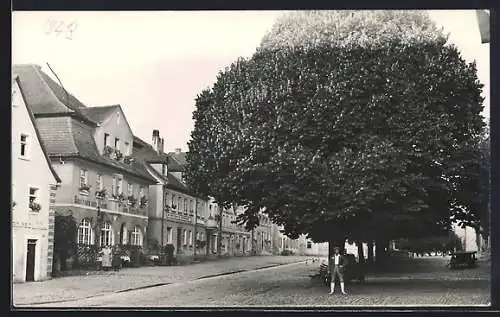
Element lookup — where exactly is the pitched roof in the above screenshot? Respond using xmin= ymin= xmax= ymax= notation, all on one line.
xmin=35 ymin=116 xmax=156 ymax=182
xmin=166 ymin=173 xmax=193 ymax=195
xmin=14 ymin=75 xmax=61 ymax=183
xmin=13 ymin=64 xmax=96 ymax=124
xmin=167 ymin=152 xmax=186 ymax=172
xmin=79 ymin=105 xmax=120 ymax=123
xmin=132 ymin=136 xmax=169 ymax=164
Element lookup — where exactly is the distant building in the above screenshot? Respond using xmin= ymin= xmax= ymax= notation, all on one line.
xmin=12 ymin=75 xmax=61 ymax=282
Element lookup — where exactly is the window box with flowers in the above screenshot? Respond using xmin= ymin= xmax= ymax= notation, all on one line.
xmin=29 ymin=201 xmax=42 ymax=212
xmin=115 ymin=150 xmax=124 ymax=162
xmin=140 ymin=195 xmax=148 ymax=208
xmin=128 ymin=195 xmax=137 ymax=207
xmin=95 ymin=188 xmax=107 ymax=200
xmin=79 ymin=184 xmax=91 ymax=194
xmin=112 ymin=193 xmax=126 ymax=206
xmin=124 ymin=155 xmax=134 ymax=164
xmin=104 ymin=145 xmax=114 ymax=157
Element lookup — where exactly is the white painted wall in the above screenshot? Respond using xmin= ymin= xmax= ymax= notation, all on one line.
xmin=453 ymin=223 xmax=478 ymax=252
xmin=11 ymin=79 xmax=58 ymax=282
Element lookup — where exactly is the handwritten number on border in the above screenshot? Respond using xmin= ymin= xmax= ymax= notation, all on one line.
xmin=45 ymin=18 xmax=78 ymax=40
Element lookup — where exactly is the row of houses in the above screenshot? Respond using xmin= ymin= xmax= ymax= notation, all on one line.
xmin=12 ymin=64 xmax=296 ymax=283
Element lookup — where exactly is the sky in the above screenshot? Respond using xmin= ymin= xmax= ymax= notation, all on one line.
xmin=12 ymin=10 xmax=490 ymax=152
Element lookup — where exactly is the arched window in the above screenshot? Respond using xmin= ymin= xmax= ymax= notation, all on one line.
xmin=100 ymin=222 xmax=114 ymax=246
xmin=78 ymin=219 xmax=93 ymax=245
xmin=131 ymin=226 xmax=142 ymax=246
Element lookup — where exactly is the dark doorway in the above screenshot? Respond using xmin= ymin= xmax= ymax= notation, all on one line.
xmin=26 ymin=239 xmax=36 ymax=282
xmin=177 ymin=228 xmax=182 ymax=251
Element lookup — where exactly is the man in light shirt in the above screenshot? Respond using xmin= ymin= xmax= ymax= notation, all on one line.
xmin=328 ymin=246 xmax=348 ymax=295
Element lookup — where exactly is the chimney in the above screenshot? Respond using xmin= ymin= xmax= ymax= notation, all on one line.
xmin=159 ymin=138 xmax=165 ymax=153
xmin=152 ymin=129 xmax=160 ymax=152
xmin=175 ymin=148 xmax=182 ymax=154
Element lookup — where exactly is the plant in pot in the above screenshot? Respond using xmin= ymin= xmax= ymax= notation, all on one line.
xmin=104 ymin=145 xmax=114 ymax=157
xmin=140 ymin=195 xmax=148 ymax=208
xmin=79 ymin=184 xmax=91 ymax=192
xmin=29 ymin=201 xmax=42 ymax=212
xmin=128 ymin=195 xmax=137 ymax=207
xmin=115 ymin=150 xmax=124 ymax=161
xmin=96 ymin=188 xmax=107 ymax=200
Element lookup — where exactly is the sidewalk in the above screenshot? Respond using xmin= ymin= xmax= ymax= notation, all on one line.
xmin=13 ymin=255 xmax=309 ymax=306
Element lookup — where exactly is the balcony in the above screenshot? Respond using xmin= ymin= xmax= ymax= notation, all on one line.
xmin=73 ymin=196 xmax=146 ymax=216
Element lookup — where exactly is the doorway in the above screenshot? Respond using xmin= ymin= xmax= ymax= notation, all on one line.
xmin=26 ymin=239 xmax=37 ymax=282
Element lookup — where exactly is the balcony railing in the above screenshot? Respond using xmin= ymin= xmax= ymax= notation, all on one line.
xmin=73 ymin=196 xmax=146 ymax=216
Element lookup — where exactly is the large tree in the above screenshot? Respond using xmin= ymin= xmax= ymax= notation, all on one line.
xmin=185 ymin=11 xmax=486 ymax=248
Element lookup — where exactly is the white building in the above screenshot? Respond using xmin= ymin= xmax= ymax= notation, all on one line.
xmin=11 ymin=75 xmax=61 ymax=282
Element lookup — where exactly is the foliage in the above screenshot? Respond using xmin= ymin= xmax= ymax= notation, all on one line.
xmin=104 ymin=145 xmax=114 ymax=157
xmin=96 ymin=188 xmax=107 ymax=199
xmin=281 ymin=249 xmax=295 ymax=256
xmin=260 ymin=10 xmax=448 ymax=51
xmin=128 ymin=195 xmax=137 ymax=207
xmin=29 ymin=201 xmax=41 ymax=212
xmin=53 ymin=214 xmax=78 ymax=268
xmin=140 ymin=195 xmax=148 ymax=208
xmin=115 ymin=150 xmax=124 ymax=161
xmin=185 ymin=11 xmax=485 ymax=244
xmin=79 ymin=184 xmax=91 ymax=192
xmin=124 ymin=155 xmax=133 ymax=164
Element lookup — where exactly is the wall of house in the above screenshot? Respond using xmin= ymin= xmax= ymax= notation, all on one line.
xmin=453 ymin=224 xmax=479 ymax=252
xmin=93 ymin=108 xmax=134 ymax=156
xmin=12 ymin=80 xmax=58 ymax=282
xmin=52 ymin=158 xmax=151 ymax=208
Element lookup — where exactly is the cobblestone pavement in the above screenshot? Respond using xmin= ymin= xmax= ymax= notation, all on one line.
xmin=13 ymin=255 xmax=310 ymax=306
xmin=23 ymin=256 xmax=490 ymax=308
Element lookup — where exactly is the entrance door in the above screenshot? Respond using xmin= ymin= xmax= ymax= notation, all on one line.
xmin=26 ymin=239 xmax=36 ymax=282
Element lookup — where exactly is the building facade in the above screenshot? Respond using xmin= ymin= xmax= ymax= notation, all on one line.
xmin=12 ymin=75 xmax=61 ymax=282
xmin=14 ymin=65 xmax=157 ymax=268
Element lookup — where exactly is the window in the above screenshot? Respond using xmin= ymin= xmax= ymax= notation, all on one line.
xmin=127 ymin=182 xmax=133 ymax=196
xmin=29 ymin=187 xmax=39 ymax=211
xmin=190 ymin=200 xmax=194 ymax=213
xmin=100 ymin=222 xmax=114 ymax=246
xmin=79 ymin=169 xmax=88 ymax=188
xmin=96 ymin=174 xmax=103 ymax=191
xmin=184 ymin=199 xmax=188 ymax=212
xmin=166 ymin=227 xmax=172 ymax=243
xmin=20 ymin=134 xmax=29 ymax=158
xmin=112 ymin=177 xmax=117 ymax=195
xmin=178 ymin=197 xmax=182 ymax=211
xmin=140 ymin=186 xmax=145 ymax=198
xmin=124 ymin=142 xmax=130 ymax=155
xmin=162 ymin=164 xmax=166 ymax=176
xmin=131 ymin=226 xmax=142 ymax=246
xmin=183 ymin=229 xmax=188 ymax=245
xmin=189 ymin=230 xmax=193 ymax=246
xmin=114 ymin=137 xmax=120 ymax=151
xmin=104 ymin=133 xmax=109 ymax=148
xmin=116 ymin=178 xmax=123 ymax=194
xmin=307 ymin=241 xmax=312 ymax=249
xmin=78 ymin=219 xmax=93 ymax=245
xmin=171 ymin=195 xmax=176 ymax=209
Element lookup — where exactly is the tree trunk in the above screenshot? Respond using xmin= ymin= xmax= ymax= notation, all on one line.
xmin=367 ymin=241 xmax=374 ymax=264
xmin=375 ymin=239 xmax=389 ymax=264
xmin=357 ymin=241 xmax=365 ymax=264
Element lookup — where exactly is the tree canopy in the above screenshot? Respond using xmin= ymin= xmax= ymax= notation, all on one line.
xmin=185 ymin=11 xmax=486 ymax=243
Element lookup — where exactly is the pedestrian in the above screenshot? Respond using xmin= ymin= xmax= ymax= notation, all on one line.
xmin=100 ymin=245 xmax=112 ymax=271
xmin=112 ymin=245 xmax=122 ymax=271
xmin=328 ymin=246 xmax=347 ymax=295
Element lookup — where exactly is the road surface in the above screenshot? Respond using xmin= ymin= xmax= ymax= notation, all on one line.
xmin=21 ymin=257 xmax=489 ymax=308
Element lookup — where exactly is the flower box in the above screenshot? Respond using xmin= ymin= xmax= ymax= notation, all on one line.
xmin=140 ymin=195 xmax=148 ymax=208
xmin=104 ymin=145 xmax=114 ymax=157
xmin=128 ymin=195 xmax=137 ymax=207
xmin=29 ymin=201 xmax=41 ymax=212
xmin=95 ymin=188 xmax=107 ymax=199
xmin=79 ymin=184 xmax=91 ymax=192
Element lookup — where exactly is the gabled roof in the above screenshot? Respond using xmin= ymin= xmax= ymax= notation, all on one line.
xmin=167 ymin=152 xmax=186 ymax=172
xmin=34 ymin=116 xmax=156 ymax=183
xmin=79 ymin=105 xmax=120 ymax=123
xmin=13 ymin=64 xmax=96 ymax=125
xmin=14 ymin=75 xmax=61 ymax=184
xmin=133 ymin=136 xmax=169 ymax=164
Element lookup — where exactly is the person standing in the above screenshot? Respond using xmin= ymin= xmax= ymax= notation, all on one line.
xmin=100 ymin=245 xmax=112 ymax=271
xmin=328 ymin=246 xmax=348 ymax=295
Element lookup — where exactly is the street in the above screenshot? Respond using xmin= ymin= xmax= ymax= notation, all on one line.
xmin=13 ymin=255 xmax=490 ymax=308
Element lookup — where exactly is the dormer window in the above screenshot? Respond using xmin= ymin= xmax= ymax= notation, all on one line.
xmin=115 ymin=137 xmax=120 ymax=151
